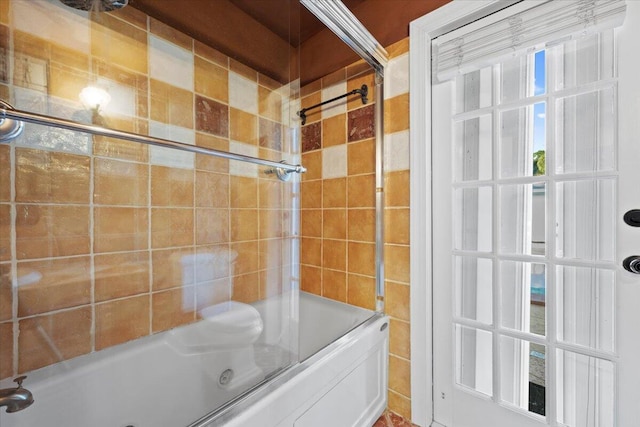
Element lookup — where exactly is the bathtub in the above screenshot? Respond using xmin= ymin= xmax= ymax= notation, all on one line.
xmin=0 ymin=292 xmax=388 ymax=427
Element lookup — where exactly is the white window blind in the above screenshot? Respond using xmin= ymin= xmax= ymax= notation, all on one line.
xmin=433 ymin=0 xmax=626 ymax=81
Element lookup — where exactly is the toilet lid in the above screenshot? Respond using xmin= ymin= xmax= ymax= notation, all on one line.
xmin=200 ymin=301 xmax=263 ymax=333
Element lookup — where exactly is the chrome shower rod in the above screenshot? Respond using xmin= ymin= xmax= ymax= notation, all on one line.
xmin=0 ymin=103 xmax=306 ymax=176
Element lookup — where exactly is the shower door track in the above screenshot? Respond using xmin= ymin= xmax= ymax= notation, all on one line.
xmin=0 ymin=101 xmax=306 ymax=177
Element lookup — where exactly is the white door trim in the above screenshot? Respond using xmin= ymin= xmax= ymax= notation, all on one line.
xmin=409 ymin=1 xmax=518 ymax=425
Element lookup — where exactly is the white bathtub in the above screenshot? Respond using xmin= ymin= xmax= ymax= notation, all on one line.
xmin=0 ymin=292 xmax=388 ymax=427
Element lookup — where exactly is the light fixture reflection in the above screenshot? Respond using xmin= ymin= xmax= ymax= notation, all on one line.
xmin=79 ymin=86 xmax=111 ymax=112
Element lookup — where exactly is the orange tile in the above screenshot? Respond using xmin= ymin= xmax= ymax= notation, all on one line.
xmin=149 ymin=79 xmax=194 ymax=129
xmin=347 ymin=274 xmax=376 ymax=310
xmin=17 ymin=257 xmax=91 ymax=317
xmin=259 ymin=86 xmax=282 ymax=122
xmin=231 ymin=209 xmax=259 ymax=242
xmin=259 ymin=209 xmax=283 ymax=239
xmin=348 ymin=209 xmax=375 ymax=242
xmin=0 ymin=204 xmax=9 ymax=262
xmin=95 ymin=295 xmax=150 ymax=350
xmin=91 ymin=13 xmax=147 ymax=74
xmin=230 ymin=176 xmax=258 ymax=208
xmin=323 ymin=178 xmax=346 ymax=208
xmin=259 ymin=179 xmax=283 ymax=209
xmin=0 ymin=1 xmax=9 ymax=24
xmin=348 ymin=174 xmax=375 ymax=208
xmin=0 ymin=145 xmax=10 ymax=201
xmin=322 ymin=239 xmax=346 ymax=271
xmin=232 ymin=272 xmax=260 ymax=303
xmin=386 ymin=281 xmax=410 ymax=321
xmin=388 ymin=390 xmax=412 ymax=421
xmin=323 ymin=269 xmax=346 ymax=303
xmin=95 ymin=252 xmax=150 ymax=302
xmin=15 ymin=205 xmax=90 ymax=260
xmin=389 ymin=355 xmax=411 ymax=397
xmin=258 ymin=73 xmax=281 ymax=91
xmin=230 ymin=107 xmax=257 ymax=145
xmin=385 ymin=208 xmax=410 ymax=245
xmin=195 ymin=208 xmax=229 ymax=244
xmin=347 ymin=71 xmax=375 ymax=111
xmin=301 ymin=151 xmax=322 ymax=181
xmin=386 ymin=38 xmax=410 ymax=59
xmin=301 ymin=181 xmax=322 ymax=209
xmin=301 ymin=209 xmax=322 ymax=238
xmin=322 ymin=68 xmax=346 ymax=88
xmin=151 ymin=208 xmax=194 ymax=248
xmin=93 ymin=134 xmax=149 ymax=163
xmin=346 ymin=60 xmax=370 ymax=80
xmin=322 ymin=209 xmax=346 ymax=240
xmin=389 ymin=318 xmax=411 ymax=360
xmin=149 ymin=17 xmax=193 ymax=51
xmin=18 ymin=307 xmax=91 ymax=373
xmin=152 ymin=288 xmax=195 ymax=333
xmin=194 ymin=40 xmax=228 ymax=67
xmin=348 ymin=242 xmax=375 ymax=277
xmin=230 ymin=59 xmax=257 ymax=81
xmin=48 ymin=62 xmax=90 ymax=102
xmin=385 ymin=93 xmax=410 ymax=134
xmin=385 ymin=244 xmax=410 ymax=284
xmin=301 ymin=78 xmax=321 ymax=98
xmin=15 ymin=149 xmax=90 ymax=204
xmin=196 ymin=171 xmax=229 ymax=208
xmin=301 ymin=92 xmax=322 ymax=125
xmin=301 ymin=265 xmax=321 ymax=296
xmin=94 ymin=207 xmax=148 ymax=253
xmin=0 ymin=321 xmax=12 ymax=380
xmin=0 ymin=264 xmax=10 ymax=321
xmin=231 ymin=241 xmax=260 ymax=275
xmin=151 ymin=247 xmax=195 ymax=291
xmin=195 ymin=133 xmax=229 ymax=173
xmin=322 ymin=114 xmax=346 ymax=147
xmin=385 ymin=170 xmax=410 ymax=207
xmin=151 ymin=165 xmax=194 ymax=207
xmin=110 ymin=4 xmax=147 ymax=29
xmin=94 ymin=158 xmax=148 ymax=206
xmin=347 ymin=139 xmax=375 ymax=176
xmin=301 ymin=237 xmax=322 ymax=266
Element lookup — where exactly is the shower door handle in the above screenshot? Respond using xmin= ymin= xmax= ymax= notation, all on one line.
xmin=623 ymin=256 xmax=640 ymax=274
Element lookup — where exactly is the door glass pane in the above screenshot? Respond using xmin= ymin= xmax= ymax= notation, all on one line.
xmin=500 ymin=102 xmax=546 ymax=178
xmin=555 ymin=179 xmax=615 ymax=262
xmin=454 ymin=256 xmax=492 ymax=324
xmin=499 ymin=183 xmax=546 ymax=256
xmin=500 ymin=261 xmax=546 ymax=336
xmin=455 ymin=325 xmax=493 ymax=397
xmin=455 ymin=66 xmax=493 ymax=113
xmin=500 ymin=51 xmax=545 ymax=104
xmin=556 ymin=266 xmax=615 ymax=352
xmin=556 ymin=350 xmax=615 ymax=427
xmin=454 ymin=186 xmax=492 ymax=252
xmin=500 ymin=336 xmax=546 ymax=417
xmin=454 ymin=115 xmax=492 ymax=182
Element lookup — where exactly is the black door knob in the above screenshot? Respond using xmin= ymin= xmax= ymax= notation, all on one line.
xmin=623 ymin=256 xmax=640 ymax=274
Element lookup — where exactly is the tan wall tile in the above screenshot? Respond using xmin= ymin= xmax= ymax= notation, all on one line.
xmin=387 ymin=38 xmax=410 ymax=59
xmin=301 ymin=181 xmax=322 ymax=209
xmin=322 ymin=68 xmax=345 ymax=88
xmin=301 ymin=151 xmax=322 ymax=181
xmin=385 ymin=93 xmax=409 ymax=134
xmin=150 ymin=79 xmax=194 ymax=129
xmin=151 ymin=165 xmax=194 ymax=207
xmin=16 ymin=205 xmax=90 ymax=259
xmin=16 ymin=149 xmax=90 ymax=204
xmin=258 ymin=179 xmax=283 ymax=209
xmin=385 ymin=208 xmax=410 ymax=245
xmin=95 ymin=252 xmax=150 ymax=302
xmin=258 ymin=73 xmax=281 ymax=91
xmin=152 ymin=287 xmax=195 ymax=333
xmin=231 ymin=241 xmax=259 ymax=275
xmin=195 ymin=133 xmax=229 ymax=173
xmin=0 ymin=1 xmax=9 ymax=24
xmin=258 ymin=86 xmax=282 ymax=122
xmin=0 ymin=204 xmax=10 ymax=262
xmin=94 ymin=207 xmax=148 ymax=253
xmin=301 ymin=237 xmax=322 ymax=266
xmin=385 ymin=170 xmax=410 ymax=207
xmin=347 ymin=71 xmax=375 ymax=111
xmin=152 ymin=247 xmax=195 ymax=291
xmin=259 ymin=239 xmax=283 ymax=271
xmin=322 ymin=239 xmax=346 ymax=271
xmin=149 ymin=17 xmax=193 ymax=51
xmin=196 ymin=208 xmax=229 ymax=244
xmin=232 ymin=272 xmax=260 ymax=303
xmin=0 ymin=264 xmax=10 ymax=321
xmin=389 ymin=355 xmax=411 ymax=397
xmin=301 ymin=265 xmax=321 ymax=296
xmin=323 ymin=209 xmax=346 ymax=240
xmin=110 ymin=4 xmax=147 ymax=29
xmin=348 ymin=209 xmax=375 ymax=242
xmin=347 ymin=274 xmax=375 ymax=311
xmin=0 ymin=145 xmax=9 ymax=201
xmin=347 ymin=174 xmax=375 ymax=208
xmin=230 ymin=59 xmax=257 ymax=81
xmin=91 ymin=13 xmax=147 ymax=74
xmin=323 ymin=178 xmax=346 ymax=208
xmin=231 ymin=209 xmax=259 ymax=242
xmin=322 ymin=114 xmax=346 ymax=147
xmin=301 ymin=92 xmax=322 ymax=125
xmin=96 ymin=295 xmax=150 ymax=350
xmin=386 ymin=281 xmax=410 ymax=322
xmin=151 ymin=208 xmax=194 ymax=248
xmin=301 ymin=209 xmax=322 ymax=238
xmin=18 ymin=307 xmax=91 ymax=373
xmin=347 ymin=139 xmax=375 ymax=176
xmin=17 ymin=257 xmax=91 ymax=317
xmin=93 ymin=136 xmax=149 ymax=163
xmin=196 ymin=171 xmax=229 ymax=208
xmin=348 ymin=242 xmax=375 ymax=277
xmin=0 ymin=321 xmax=12 ymax=380
xmin=49 ymin=62 xmax=90 ymax=102
xmin=323 ymin=269 xmax=346 ymax=303
xmin=389 ymin=318 xmax=411 ymax=360
xmin=385 ymin=244 xmax=410 ymax=284
xmin=94 ymin=158 xmax=148 ymax=206
xmin=259 ymin=209 xmax=283 ymax=239
xmin=194 ymin=40 xmax=228 ymax=68
xmin=301 ymin=79 xmax=321 ymax=98
xmin=230 ymin=107 xmax=257 ymax=145
xmin=388 ymin=390 xmax=412 ymax=420
xmin=230 ymin=176 xmax=258 ymax=208
xmin=13 ymin=30 xmax=49 ymax=63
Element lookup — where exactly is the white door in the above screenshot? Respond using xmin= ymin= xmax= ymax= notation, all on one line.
xmin=430 ymin=1 xmax=640 ymax=426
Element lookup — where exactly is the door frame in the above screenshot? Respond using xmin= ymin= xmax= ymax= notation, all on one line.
xmin=409 ymin=1 xmax=521 ymax=425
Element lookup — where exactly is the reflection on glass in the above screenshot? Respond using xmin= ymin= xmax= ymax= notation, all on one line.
xmin=454 ymin=115 xmax=492 ymax=182
xmin=500 ymin=336 xmax=546 ymax=417
xmin=455 ymin=66 xmax=493 ymax=113
xmin=556 ymin=350 xmax=614 ymax=427
xmin=454 ymin=186 xmax=492 ymax=252
xmin=499 ymin=183 xmax=546 ymax=256
xmin=454 ymin=256 xmax=493 ymax=325
xmin=500 ymin=261 xmax=546 ymax=336
xmin=455 ymin=325 xmax=493 ymax=397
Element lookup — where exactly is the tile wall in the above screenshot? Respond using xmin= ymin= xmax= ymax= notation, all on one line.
xmin=299 ymin=39 xmax=411 ymax=418
xmin=0 ymin=0 xmax=297 ymax=380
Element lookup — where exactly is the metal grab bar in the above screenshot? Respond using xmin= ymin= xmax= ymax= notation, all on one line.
xmin=0 ymin=105 xmax=306 ymax=176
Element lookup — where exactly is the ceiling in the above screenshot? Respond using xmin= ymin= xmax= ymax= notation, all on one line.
xmin=129 ymin=0 xmax=449 ymax=85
